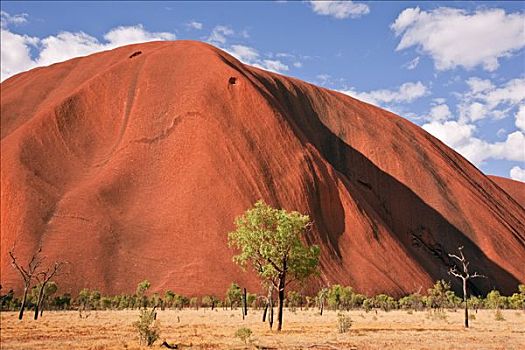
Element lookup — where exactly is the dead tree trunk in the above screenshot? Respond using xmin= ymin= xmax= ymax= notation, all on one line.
xmin=34 ymin=261 xmax=63 ymax=320
xmin=448 ymin=246 xmax=486 ymax=328
xmin=34 ymin=285 xmax=45 ymax=320
xmin=9 ymin=246 xmax=42 ymax=320
xmin=19 ymin=286 xmax=29 ymax=320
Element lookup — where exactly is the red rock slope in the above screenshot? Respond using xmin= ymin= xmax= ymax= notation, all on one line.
xmin=489 ymin=176 xmax=525 ymax=208
xmin=1 ymin=41 xmax=524 ymax=297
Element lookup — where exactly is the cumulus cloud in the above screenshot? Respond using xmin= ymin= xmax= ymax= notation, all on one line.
xmin=254 ymin=59 xmax=289 ymax=73
xmin=0 ymin=11 xmax=28 ymax=28
xmin=186 ymin=21 xmax=203 ymax=30
xmin=391 ymin=7 xmax=525 ymax=71
xmin=510 ymin=166 xmax=525 ymax=182
xmin=340 ymin=81 xmax=428 ymax=106
xmin=224 ymin=44 xmax=289 ymax=73
xmin=228 ymin=44 xmax=260 ymax=62
xmin=459 ymin=77 xmax=525 ymax=123
xmin=207 ymin=25 xmax=234 ymax=45
xmin=423 ymin=120 xmax=525 ymax=166
xmin=418 ymin=75 xmax=525 ymax=171
xmin=309 ymin=1 xmax=370 ymax=19
xmin=428 ymin=103 xmax=451 ymax=121
xmin=0 ymin=29 xmax=39 ymax=80
xmin=1 ymin=23 xmax=176 ymax=81
xmin=516 ymin=105 xmax=525 ymax=132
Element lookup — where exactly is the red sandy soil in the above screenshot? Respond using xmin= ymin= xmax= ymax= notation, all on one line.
xmin=1 ymin=41 xmax=524 ymax=297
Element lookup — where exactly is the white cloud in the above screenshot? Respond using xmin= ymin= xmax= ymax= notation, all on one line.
xmin=228 ymin=44 xmax=259 ymax=62
xmin=423 ymin=120 xmax=476 ymax=149
xmin=459 ymin=101 xmax=488 ymax=122
xmin=253 ymin=59 xmax=289 ymax=73
xmin=481 ymin=78 xmax=525 ymax=108
xmin=466 ymin=77 xmax=494 ymax=94
xmin=0 ymin=11 xmax=28 ymax=28
xmin=207 ymin=25 xmax=234 ymax=45
xmin=404 ymin=56 xmax=420 ymax=70
xmin=516 ymin=105 xmax=525 ymax=132
xmin=1 ymin=24 xmax=176 ymax=81
xmin=309 ymin=1 xmax=370 ymax=19
xmin=223 ymin=44 xmax=289 ymax=73
xmin=423 ymin=120 xmax=525 ymax=165
xmin=341 ymin=81 xmax=428 ymax=106
xmin=510 ymin=166 xmax=525 ymax=182
xmin=458 ymin=77 xmax=525 ymax=123
xmin=428 ymin=103 xmax=451 ymax=121
xmin=391 ymin=7 xmax=525 ymax=71
xmin=103 ymin=24 xmax=174 ymax=47
xmin=187 ymin=21 xmax=203 ymax=30
xmin=293 ymin=61 xmax=303 ymax=68
xmin=0 ymin=29 xmax=39 ymax=80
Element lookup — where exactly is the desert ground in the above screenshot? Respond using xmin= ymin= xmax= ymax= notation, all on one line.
xmin=1 ymin=308 xmax=524 ymax=349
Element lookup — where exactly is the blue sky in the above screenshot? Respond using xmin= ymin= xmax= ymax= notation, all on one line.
xmin=1 ymin=1 xmax=524 ymax=181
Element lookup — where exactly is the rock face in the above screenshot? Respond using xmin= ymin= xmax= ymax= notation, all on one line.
xmin=488 ymin=176 xmax=525 ymax=209
xmin=1 ymin=41 xmax=524 ymax=297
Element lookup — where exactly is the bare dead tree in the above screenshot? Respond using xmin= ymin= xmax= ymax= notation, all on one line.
xmin=34 ymin=261 xmax=64 ymax=320
xmin=9 ymin=245 xmax=42 ymax=320
xmin=448 ymin=246 xmax=486 ymax=328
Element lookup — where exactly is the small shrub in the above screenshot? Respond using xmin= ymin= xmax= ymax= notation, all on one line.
xmin=495 ymin=309 xmax=505 ymax=321
xmin=133 ymin=308 xmax=160 ymax=346
xmin=337 ymin=312 xmax=352 ymax=333
xmin=235 ymin=327 xmax=253 ymax=344
xmin=469 ymin=313 xmax=476 ymax=320
xmin=427 ymin=309 xmax=448 ymax=321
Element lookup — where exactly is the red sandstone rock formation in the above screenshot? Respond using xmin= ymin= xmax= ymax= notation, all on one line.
xmin=1 ymin=41 xmax=524 ymax=296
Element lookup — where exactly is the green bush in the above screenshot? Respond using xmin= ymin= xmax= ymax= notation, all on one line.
xmin=494 ymin=309 xmax=505 ymax=321
xmin=337 ymin=312 xmax=352 ymax=333
xmin=234 ymin=327 xmax=252 ymax=344
xmin=133 ymin=308 xmax=160 ymax=346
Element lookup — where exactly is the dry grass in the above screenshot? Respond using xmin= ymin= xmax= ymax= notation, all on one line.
xmin=1 ymin=309 xmax=524 ymax=349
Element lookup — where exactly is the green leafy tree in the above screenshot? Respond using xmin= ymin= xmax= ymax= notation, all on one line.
xmin=373 ymin=294 xmax=397 ymax=311
xmin=202 ymin=295 xmax=219 ymax=310
xmin=164 ymin=290 xmax=175 ymax=309
xmin=486 ymin=290 xmax=506 ymax=310
xmin=327 ymin=285 xmax=344 ymax=310
xmin=90 ymin=290 xmax=101 ymax=309
xmin=468 ymin=295 xmax=483 ymax=313
xmin=228 ymin=200 xmax=320 ymax=331
xmin=226 ymin=283 xmax=242 ymax=309
xmin=100 ymin=297 xmax=112 ymax=310
xmin=52 ymin=293 xmax=71 ymax=310
xmin=286 ymin=291 xmax=302 ymax=311
xmin=136 ymin=280 xmax=151 ymax=309
xmin=173 ymin=294 xmax=189 ymax=310
xmin=426 ymin=280 xmax=451 ymax=311
xmin=399 ymin=292 xmax=424 ymax=311
xmin=508 ymin=285 xmax=525 ymax=310
xmin=317 ymin=287 xmax=328 ymax=315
